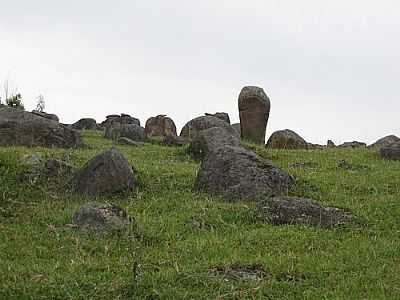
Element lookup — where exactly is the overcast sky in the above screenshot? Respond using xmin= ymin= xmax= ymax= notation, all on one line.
xmin=1 ymin=1 xmax=399 ymax=144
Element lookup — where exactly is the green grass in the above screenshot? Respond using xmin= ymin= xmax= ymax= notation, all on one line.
xmin=1 ymin=131 xmax=399 ymax=299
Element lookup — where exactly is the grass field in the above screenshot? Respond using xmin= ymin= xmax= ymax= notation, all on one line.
xmin=1 ymin=130 xmax=399 ymax=299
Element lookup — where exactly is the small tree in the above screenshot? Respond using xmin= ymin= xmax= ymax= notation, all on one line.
xmin=35 ymin=94 xmax=45 ymax=112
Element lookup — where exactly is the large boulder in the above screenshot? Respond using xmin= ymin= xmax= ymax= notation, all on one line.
xmin=31 ymin=110 xmax=59 ymax=122
xmin=194 ymin=145 xmax=293 ymax=202
xmin=238 ymin=86 xmax=270 ymax=144
xmin=266 ymin=129 xmax=308 ymax=150
xmin=368 ymin=135 xmax=400 ymax=150
xmin=180 ymin=115 xmax=238 ymax=141
xmin=205 ymin=112 xmax=230 ymax=124
xmin=105 ymin=123 xmax=146 ymax=142
xmin=338 ymin=141 xmax=366 ymax=148
xmin=145 ymin=115 xmax=177 ymax=137
xmin=257 ymin=196 xmax=354 ymax=228
xmin=0 ymin=106 xmax=82 ymax=148
xmin=231 ymin=123 xmax=241 ymax=137
xmin=72 ymin=202 xmax=130 ymax=232
xmin=188 ymin=127 xmax=241 ymax=160
xmin=379 ymin=141 xmax=400 ymax=160
xmin=72 ymin=118 xmax=97 ymax=130
xmin=71 ymin=148 xmax=136 ymax=196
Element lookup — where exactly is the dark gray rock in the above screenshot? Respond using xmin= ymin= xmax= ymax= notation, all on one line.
xmin=257 ymin=196 xmax=354 ymax=228
xmin=72 ymin=118 xmax=97 ymax=130
xmin=162 ymin=135 xmax=188 ymax=146
xmin=0 ymin=106 xmax=82 ymax=148
xmin=71 ymin=148 xmax=136 ymax=196
xmin=145 ymin=115 xmax=177 ymax=137
xmin=238 ymin=86 xmax=270 ymax=144
xmin=189 ymin=127 xmax=241 ymax=160
xmin=307 ymin=143 xmax=325 ymax=150
xmin=266 ymin=129 xmax=308 ymax=150
xmin=339 ymin=141 xmax=366 ymax=148
xmin=379 ymin=141 xmax=400 ymax=160
xmin=368 ymin=135 xmax=400 ymax=150
xmin=231 ymin=123 xmax=241 ymax=137
xmin=118 ymin=137 xmax=145 ymax=146
xmin=194 ymin=145 xmax=293 ymax=202
xmin=205 ymin=112 xmax=230 ymax=124
xmin=72 ymin=202 xmax=130 ymax=231
xmin=180 ymin=115 xmax=238 ymax=140
xmin=31 ymin=110 xmax=59 ymax=122
xmin=105 ymin=123 xmax=146 ymax=142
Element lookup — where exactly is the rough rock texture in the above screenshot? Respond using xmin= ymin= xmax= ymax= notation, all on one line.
xmin=162 ymin=135 xmax=188 ymax=146
xmin=72 ymin=202 xmax=130 ymax=231
xmin=379 ymin=141 xmax=400 ymax=160
xmin=118 ymin=137 xmax=145 ymax=146
xmin=180 ymin=116 xmax=238 ymax=140
xmin=71 ymin=148 xmax=136 ymax=196
xmin=194 ymin=145 xmax=293 ymax=202
xmin=189 ymin=127 xmax=241 ymax=160
xmin=339 ymin=141 xmax=367 ymax=148
xmin=327 ymin=140 xmax=336 ymax=148
xmin=105 ymin=123 xmax=146 ymax=142
xmin=368 ymin=135 xmax=400 ymax=150
xmin=257 ymin=196 xmax=354 ymax=228
xmin=231 ymin=123 xmax=241 ymax=137
xmin=238 ymin=86 xmax=270 ymax=144
xmin=145 ymin=115 xmax=177 ymax=137
xmin=102 ymin=114 xmax=140 ymax=136
xmin=0 ymin=106 xmax=82 ymax=148
xmin=266 ymin=129 xmax=308 ymax=150
xmin=205 ymin=112 xmax=230 ymax=124
xmin=31 ymin=110 xmax=59 ymax=122
xmin=72 ymin=118 xmax=97 ymax=130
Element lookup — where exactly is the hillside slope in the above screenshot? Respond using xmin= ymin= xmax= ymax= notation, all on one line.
xmin=1 ymin=131 xmax=399 ymax=299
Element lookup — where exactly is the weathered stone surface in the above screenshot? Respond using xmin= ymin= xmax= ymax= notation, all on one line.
xmin=120 ymin=114 xmax=140 ymax=126
xmin=105 ymin=123 xmax=146 ymax=142
xmin=189 ymin=127 xmax=241 ymax=160
xmin=71 ymin=148 xmax=136 ymax=196
xmin=102 ymin=114 xmax=140 ymax=136
xmin=180 ymin=116 xmax=238 ymax=140
xmin=0 ymin=106 xmax=82 ymax=148
xmin=72 ymin=202 xmax=130 ymax=231
xmin=379 ymin=141 xmax=400 ymax=160
xmin=162 ymin=135 xmax=188 ymax=146
xmin=205 ymin=112 xmax=230 ymax=124
xmin=339 ymin=141 xmax=367 ymax=148
xmin=72 ymin=118 xmax=97 ymax=130
xmin=118 ymin=137 xmax=145 ymax=146
xmin=266 ymin=129 xmax=308 ymax=150
xmin=257 ymin=196 xmax=354 ymax=228
xmin=145 ymin=115 xmax=177 ymax=137
xmin=327 ymin=140 xmax=336 ymax=148
xmin=368 ymin=135 xmax=400 ymax=150
xmin=31 ymin=110 xmax=59 ymax=122
xmin=238 ymin=86 xmax=270 ymax=144
xmin=194 ymin=145 xmax=293 ymax=202
xmin=231 ymin=123 xmax=241 ymax=137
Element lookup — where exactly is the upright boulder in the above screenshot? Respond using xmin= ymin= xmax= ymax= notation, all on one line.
xmin=266 ymin=129 xmax=308 ymax=150
xmin=205 ymin=112 xmax=230 ymax=124
xmin=368 ymin=135 xmax=400 ymax=150
xmin=194 ymin=145 xmax=293 ymax=202
xmin=180 ymin=115 xmax=238 ymax=140
xmin=379 ymin=141 xmax=400 ymax=160
xmin=145 ymin=115 xmax=177 ymax=137
xmin=0 ymin=106 xmax=82 ymax=148
xmin=238 ymin=86 xmax=270 ymax=144
xmin=72 ymin=118 xmax=97 ymax=130
xmin=71 ymin=148 xmax=136 ymax=196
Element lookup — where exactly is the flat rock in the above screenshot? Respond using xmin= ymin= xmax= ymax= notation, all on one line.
xmin=72 ymin=202 xmax=130 ymax=231
xmin=0 ymin=106 xmax=82 ymax=148
xmin=257 ymin=196 xmax=354 ymax=228
xmin=266 ymin=129 xmax=308 ymax=150
xmin=194 ymin=145 xmax=293 ymax=202
xmin=71 ymin=148 xmax=136 ymax=196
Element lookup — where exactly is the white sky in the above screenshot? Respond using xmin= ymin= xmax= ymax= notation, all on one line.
xmin=1 ymin=0 xmax=399 ymax=144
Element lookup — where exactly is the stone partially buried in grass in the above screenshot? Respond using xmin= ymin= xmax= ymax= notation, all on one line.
xmin=257 ymin=196 xmax=354 ymax=228
xmin=72 ymin=202 xmax=130 ymax=231
xmin=71 ymin=148 xmax=136 ymax=196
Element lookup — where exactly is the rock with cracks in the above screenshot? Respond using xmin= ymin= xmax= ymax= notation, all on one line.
xmin=71 ymin=148 xmax=136 ymax=196
xmin=194 ymin=145 xmax=293 ymax=202
xmin=257 ymin=196 xmax=354 ymax=228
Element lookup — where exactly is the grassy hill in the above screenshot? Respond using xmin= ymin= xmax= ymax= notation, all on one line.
xmin=1 ymin=131 xmax=399 ymax=299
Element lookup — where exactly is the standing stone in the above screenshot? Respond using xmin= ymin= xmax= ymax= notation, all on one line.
xmin=71 ymin=148 xmax=136 ymax=196
xmin=145 ymin=115 xmax=177 ymax=137
xmin=238 ymin=86 xmax=270 ymax=144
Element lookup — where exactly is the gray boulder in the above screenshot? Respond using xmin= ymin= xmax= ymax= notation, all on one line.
xmin=0 ymin=106 xmax=82 ymax=148
xmin=368 ymin=135 xmax=400 ymax=150
xmin=257 ymin=196 xmax=354 ymax=228
xmin=105 ymin=123 xmax=146 ymax=142
xmin=339 ymin=141 xmax=366 ymax=148
xmin=72 ymin=118 xmax=97 ymax=130
xmin=238 ymin=86 xmax=270 ymax=144
xmin=118 ymin=137 xmax=145 ymax=146
xmin=379 ymin=141 xmax=400 ymax=160
xmin=31 ymin=110 xmax=59 ymax=122
xmin=231 ymin=123 xmax=241 ymax=137
xmin=180 ymin=115 xmax=238 ymax=140
xmin=194 ymin=145 xmax=293 ymax=202
xmin=266 ymin=129 xmax=308 ymax=150
xmin=71 ymin=148 xmax=136 ymax=196
xmin=72 ymin=202 xmax=130 ymax=231
xmin=145 ymin=115 xmax=177 ymax=137
xmin=205 ymin=112 xmax=230 ymax=124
